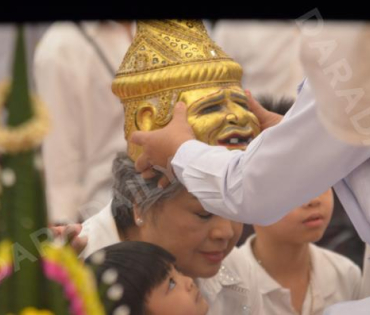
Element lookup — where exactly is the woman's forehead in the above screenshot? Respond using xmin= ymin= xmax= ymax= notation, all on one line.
xmin=157 ymin=191 xmax=201 ymax=214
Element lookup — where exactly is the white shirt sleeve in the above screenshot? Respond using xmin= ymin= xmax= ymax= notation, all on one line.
xmin=172 ymin=79 xmax=370 ymax=225
xmin=300 ymin=22 xmax=370 ymax=146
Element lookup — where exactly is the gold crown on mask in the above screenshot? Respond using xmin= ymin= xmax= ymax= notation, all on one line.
xmin=112 ymin=19 xmax=244 ymax=160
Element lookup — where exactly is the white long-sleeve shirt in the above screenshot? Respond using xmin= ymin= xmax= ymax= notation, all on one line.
xmin=172 ymin=78 xmax=370 ymax=244
xmin=171 ymin=26 xmax=370 ymax=313
xmin=300 ymin=22 xmax=370 ymax=147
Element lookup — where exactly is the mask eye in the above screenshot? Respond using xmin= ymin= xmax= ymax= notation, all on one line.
xmin=235 ymin=101 xmax=249 ymax=110
xmin=199 ymin=104 xmax=222 ymax=115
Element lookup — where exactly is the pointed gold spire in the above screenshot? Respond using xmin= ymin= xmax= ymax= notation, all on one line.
xmin=112 ymin=20 xmax=248 ymax=160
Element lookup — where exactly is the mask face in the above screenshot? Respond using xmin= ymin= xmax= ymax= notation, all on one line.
xmin=130 ymin=85 xmax=260 ymax=159
xmin=180 ymin=86 xmax=260 ymax=150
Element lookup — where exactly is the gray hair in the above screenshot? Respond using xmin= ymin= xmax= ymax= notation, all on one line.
xmin=111 ymin=152 xmax=184 ymax=232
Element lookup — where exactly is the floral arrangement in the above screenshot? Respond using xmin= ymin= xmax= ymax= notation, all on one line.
xmin=42 ymin=242 xmax=105 ymax=315
xmin=0 ymin=240 xmax=12 ymax=284
xmin=0 ymin=240 xmax=105 ymax=315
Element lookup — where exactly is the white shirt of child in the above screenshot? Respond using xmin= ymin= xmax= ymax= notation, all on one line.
xmin=239 ymin=236 xmax=361 ymax=315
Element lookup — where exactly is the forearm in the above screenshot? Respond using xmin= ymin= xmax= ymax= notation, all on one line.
xmin=172 ymin=80 xmax=370 ymax=225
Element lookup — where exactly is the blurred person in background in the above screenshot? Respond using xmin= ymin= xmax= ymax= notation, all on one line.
xmin=34 ymin=21 xmax=134 ymax=224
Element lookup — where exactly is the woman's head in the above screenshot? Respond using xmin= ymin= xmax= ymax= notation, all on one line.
xmin=112 ymin=153 xmax=243 ymax=278
xmin=86 ymin=241 xmax=209 ymax=315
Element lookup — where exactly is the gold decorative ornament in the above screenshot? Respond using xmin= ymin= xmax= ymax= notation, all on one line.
xmin=112 ymin=20 xmax=261 ymax=161
xmin=0 ymin=80 xmax=50 ymax=154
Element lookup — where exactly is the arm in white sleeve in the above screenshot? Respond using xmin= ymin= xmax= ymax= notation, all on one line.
xmin=172 ymin=79 xmax=370 ymax=225
xmin=300 ymin=22 xmax=370 ymax=146
xmin=34 ymin=47 xmax=84 ymax=223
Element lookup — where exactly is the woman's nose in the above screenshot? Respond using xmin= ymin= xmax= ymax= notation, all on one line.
xmin=211 ymin=218 xmax=235 ymax=241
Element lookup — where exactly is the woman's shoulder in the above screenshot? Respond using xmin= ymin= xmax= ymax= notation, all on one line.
xmin=199 ymin=247 xmax=264 ymax=315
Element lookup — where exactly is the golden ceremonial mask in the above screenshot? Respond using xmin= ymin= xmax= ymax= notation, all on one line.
xmin=112 ymin=20 xmax=261 ymax=161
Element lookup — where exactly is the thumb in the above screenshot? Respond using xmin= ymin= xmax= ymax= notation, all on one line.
xmin=130 ymin=130 xmax=147 ymax=146
xmin=171 ymin=102 xmax=188 ymax=125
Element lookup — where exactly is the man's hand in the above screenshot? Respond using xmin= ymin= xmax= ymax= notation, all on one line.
xmin=50 ymin=223 xmax=87 ymax=255
xmin=245 ymin=90 xmax=283 ymax=130
xmin=131 ymin=102 xmax=195 ymax=184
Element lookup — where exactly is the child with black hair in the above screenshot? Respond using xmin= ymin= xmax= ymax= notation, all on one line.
xmin=86 ymin=241 xmax=209 ymax=315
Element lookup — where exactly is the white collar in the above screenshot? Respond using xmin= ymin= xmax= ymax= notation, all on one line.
xmin=198 ymin=252 xmax=243 ymax=303
xmin=242 ymin=235 xmax=282 ymax=294
xmin=242 ymin=235 xmax=337 ymax=300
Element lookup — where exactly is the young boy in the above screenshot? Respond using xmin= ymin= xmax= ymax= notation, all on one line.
xmin=239 ymin=189 xmax=361 ymax=315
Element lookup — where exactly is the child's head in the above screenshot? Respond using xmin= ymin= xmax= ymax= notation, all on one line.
xmin=254 ymin=189 xmax=334 ymax=244
xmin=86 ymin=241 xmax=209 ymax=315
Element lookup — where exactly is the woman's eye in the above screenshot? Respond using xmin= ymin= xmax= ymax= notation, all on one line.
xmin=196 ymin=212 xmax=213 ymax=220
xmin=169 ymin=278 xmax=176 ymax=291
xmin=199 ymin=104 xmax=222 ymax=115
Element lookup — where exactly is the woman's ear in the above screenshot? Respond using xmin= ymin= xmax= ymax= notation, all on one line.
xmin=133 ymin=204 xmax=145 ymax=227
xmin=135 ymin=104 xmax=157 ymax=131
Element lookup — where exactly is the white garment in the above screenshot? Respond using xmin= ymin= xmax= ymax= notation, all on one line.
xmin=300 ymin=22 xmax=370 ymax=146
xmin=199 ymin=247 xmax=265 ymax=315
xmin=240 ymin=236 xmax=361 ymax=315
xmin=171 ymin=79 xmax=370 ymax=245
xmin=213 ymin=20 xmax=304 ymax=100
xmin=80 ymin=203 xmax=265 ymax=315
xmin=323 ymin=298 xmax=370 ymax=315
xmin=79 ymin=200 xmax=120 ymax=259
xmin=34 ymin=21 xmax=132 ymax=223
xmin=361 ymin=244 xmax=370 ymax=298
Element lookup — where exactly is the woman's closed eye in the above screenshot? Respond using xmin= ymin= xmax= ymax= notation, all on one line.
xmin=196 ymin=212 xmax=213 ymax=220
